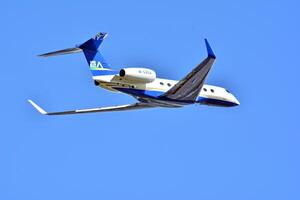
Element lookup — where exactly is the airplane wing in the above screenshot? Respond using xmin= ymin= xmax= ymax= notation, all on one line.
xmin=28 ymin=100 xmax=153 ymax=115
xmin=161 ymin=39 xmax=216 ymax=101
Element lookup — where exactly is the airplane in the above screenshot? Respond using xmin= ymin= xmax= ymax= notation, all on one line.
xmin=29 ymin=32 xmax=240 ymax=115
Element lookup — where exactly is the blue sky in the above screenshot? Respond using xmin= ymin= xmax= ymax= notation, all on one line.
xmin=1 ymin=0 xmax=300 ymax=199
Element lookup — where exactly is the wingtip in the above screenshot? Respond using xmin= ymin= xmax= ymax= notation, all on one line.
xmin=204 ymin=39 xmax=216 ymax=59
xmin=28 ymin=99 xmax=47 ymax=115
xmin=37 ymin=53 xmax=51 ymax=57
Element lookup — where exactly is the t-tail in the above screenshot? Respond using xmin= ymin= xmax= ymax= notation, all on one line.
xmin=39 ymin=32 xmax=115 ymax=76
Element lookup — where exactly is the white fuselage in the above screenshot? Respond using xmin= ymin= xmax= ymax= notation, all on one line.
xmin=93 ymin=74 xmax=240 ymax=107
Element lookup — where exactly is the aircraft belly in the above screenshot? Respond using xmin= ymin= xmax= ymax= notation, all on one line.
xmin=138 ymin=98 xmax=185 ymax=107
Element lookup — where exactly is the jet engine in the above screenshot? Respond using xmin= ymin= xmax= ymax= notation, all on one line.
xmin=119 ymin=68 xmax=156 ymax=83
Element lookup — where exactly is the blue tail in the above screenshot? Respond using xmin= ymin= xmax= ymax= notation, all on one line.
xmin=79 ymin=32 xmax=111 ymax=69
xmin=39 ymin=32 xmax=116 ymax=77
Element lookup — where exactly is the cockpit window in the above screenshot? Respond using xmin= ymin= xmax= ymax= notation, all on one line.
xmin=226 ymin=89 xmax=230 ymax=93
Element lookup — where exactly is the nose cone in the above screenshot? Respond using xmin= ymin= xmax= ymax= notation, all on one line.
xmin=223 ymin=89 xmax=240 ymax=107
xmin=231 ymin=95 xmax=240 ymax=106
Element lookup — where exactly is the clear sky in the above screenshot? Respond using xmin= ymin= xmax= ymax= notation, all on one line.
xmin=1 ymin=0 xmax=299 ymax=199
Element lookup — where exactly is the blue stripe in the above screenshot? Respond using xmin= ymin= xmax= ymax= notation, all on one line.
xmin=114 ymin=87 xmax=164 ymax=98
xmin=91 ymin=70 xmax=117 ymax=76
xmin=115 ymin=87 xmax=238 ymax=107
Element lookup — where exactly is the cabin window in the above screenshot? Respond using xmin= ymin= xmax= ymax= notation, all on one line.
xmin=211 ymin=89 xmax=214 ymax=93
xmin=203 ymin=88 xmax=207 ymax=92
xmin=160 ymin=82 xmax=164 ymax=85
xmin=167 ymin=83 xmax=171 ymax=87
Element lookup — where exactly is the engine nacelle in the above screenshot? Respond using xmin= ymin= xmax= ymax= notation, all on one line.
xmin=119 ymin=68 xmax=156 ymax=83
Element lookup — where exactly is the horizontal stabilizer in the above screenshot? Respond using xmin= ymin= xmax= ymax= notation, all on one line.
xmin=38 ymin=47 xmax=82 ymax=57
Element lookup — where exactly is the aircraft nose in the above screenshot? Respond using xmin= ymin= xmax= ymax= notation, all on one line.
xmin=232 ymin=95 xmax=240 ymax=106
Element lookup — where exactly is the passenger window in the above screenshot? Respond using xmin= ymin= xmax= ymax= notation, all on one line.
xmin=203 ymin=88 xmax=207 ymax=92
xmin=211 ymin=89 xmax=214 ymax=93
xmin=167 ymin=83 xmax=171 ymax=87
xmin=160 ymin=82 xmax=164 ymax=85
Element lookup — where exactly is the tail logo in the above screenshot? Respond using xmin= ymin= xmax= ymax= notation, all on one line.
xmin=93 ymin=32 xmax=106 ymax=40
xmin=90 ymin=60 xmax=103 ymax=68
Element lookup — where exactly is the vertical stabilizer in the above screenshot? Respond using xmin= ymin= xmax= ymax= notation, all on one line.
xmin=79 ymin=32 xmax=112 ymax=69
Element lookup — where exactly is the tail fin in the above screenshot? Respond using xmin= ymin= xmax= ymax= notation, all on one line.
xmin=79 ymin=32 xmax=111 ymax=69
xmin=39 ymin=32 xmax=112 ymax=70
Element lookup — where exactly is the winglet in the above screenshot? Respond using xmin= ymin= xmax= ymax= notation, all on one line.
xmin=28 ymin=100 xmax=47 ymax=115
xmin=204 ymin=39 xmax=216 ymax=59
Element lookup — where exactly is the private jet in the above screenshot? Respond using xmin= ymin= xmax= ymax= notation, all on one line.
xmin=29 ymin=32 xmax=239 ymax=115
